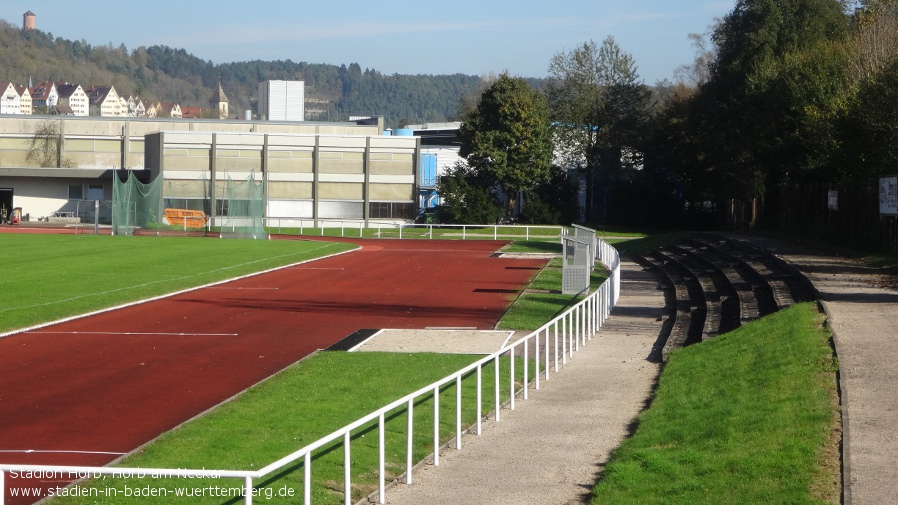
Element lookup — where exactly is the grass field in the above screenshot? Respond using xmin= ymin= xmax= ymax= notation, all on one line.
xmin=590 ymin=302 xmax=840 ymax=505
xmin=0 ymin=235 xmax=355 ymax=334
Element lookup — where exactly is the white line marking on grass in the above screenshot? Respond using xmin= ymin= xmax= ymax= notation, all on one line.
xmin=30 ymin=331 xmax=238 ymax=337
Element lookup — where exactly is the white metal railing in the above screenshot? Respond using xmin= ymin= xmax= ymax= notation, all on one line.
xmin=262 ymin=219 xmax=565 ymax=241
xmin=1 ymin=236 xmax=620 ymax=505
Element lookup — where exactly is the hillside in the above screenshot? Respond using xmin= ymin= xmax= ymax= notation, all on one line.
xmin=0 ymin=20 xmax=495 ymax=128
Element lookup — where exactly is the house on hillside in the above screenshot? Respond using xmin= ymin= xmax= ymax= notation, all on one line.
xmin=56 ymin=83 xmax=89 ymax=116
xmin=0 ymin=82 xmax=21 ymax=114
xmin=30 ymin=82 xmax=58 ymax=113
xmin=159 ymin=103 xmax=182 ymax=118
xmin=121 ymin=95 xmax=146 ymax=117
xmin=50 ymin=105 xmax=75 ymax=115
xmin=84 ymin=85 xmax=123 ymax=117
xmin=15 ymin=85 xmax=33 ymax=115
xmin=180 ymin=106 xmax=203 ymax=119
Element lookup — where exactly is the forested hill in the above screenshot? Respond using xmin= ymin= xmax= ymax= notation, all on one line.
xmin=0 ymin=20 xmax=508 ymax=128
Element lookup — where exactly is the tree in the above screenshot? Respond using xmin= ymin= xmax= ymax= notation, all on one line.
xmin=519 ymin=166 xmax=580 ymax=224
xmin=848 ymin=0 xmax=898 ymax=84
xmin=835 ymin=56 xmax=898 ymax=180
xmin=546 ymin=36 xmax=653 ymax=220
xmin=458 ymin=73 xmax=553 ymax=218
xmin=647 ymin=0 xmax=853 ymax=223
xmin=26 ymin=120 xmax=71 ymax=168
xmin=669 ymin=0 xmax=849 ymax=204
xmin=437 ymin=161 xmax=504 ymax=224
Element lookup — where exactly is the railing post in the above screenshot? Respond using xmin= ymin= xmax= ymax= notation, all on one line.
xmin=545 ymin=327 xmax=551 ymax=381
xmin=455 ymin=375 xmax=462 ymax=450
xmin=245 ymin=475 xmax=254 ymax=505
xmin=587 ymin=297 xmax=593 ymax=340
xmin=494 ymin=356 xmax=501 ymax=422
xmin=304 ymin=452 xmax=311 ymax=505
xmin=554 ymin=320 xmax=560 ymax=372
xmin=344 ymin=431 xmax=352 ymax=505
xmin=524 ymin=340 xmax=529 ymax=399
xmin=582 ymin=303 xmax=588 ymax=345
xmin=562 ymin=315 xmax=568 ymax=365
xmin=569 ymin=310 xmax=575 ymax=358
xmin=433 ymin=385 xmax=440 ymax=466
xmin=476 ymin=365 xmax=482 ymax=435
xmin=378 ymin=413 xmax=386 ymax=504
xmin=406 ymin=398 xmax=414 ymax=485
xmin=510 ymin=347 xmax=516 ymax=410
xmin=535 ymin=332 xmax=540 ymax=389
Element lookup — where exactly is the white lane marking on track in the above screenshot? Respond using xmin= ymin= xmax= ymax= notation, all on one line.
xmin=30 ymin=331 xmax=239 ymax=337
xmin=208 ymin=287 xmax=279 ymax=290
xmin=0 ymin=449 xmax=127 ymax=455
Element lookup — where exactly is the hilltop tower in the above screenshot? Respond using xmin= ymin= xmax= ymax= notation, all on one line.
xmin=23 ymin=11 xmax=35 ymax=31
xmin=209 ymin=79 xmax=229 ymax=119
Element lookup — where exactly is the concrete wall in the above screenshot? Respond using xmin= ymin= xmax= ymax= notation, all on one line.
xmin=149 ymin=130 xmax=419 ymax=225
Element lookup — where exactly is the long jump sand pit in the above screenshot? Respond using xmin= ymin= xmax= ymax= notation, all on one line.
xmin=349 ymin=328 xmax=516 ymax=354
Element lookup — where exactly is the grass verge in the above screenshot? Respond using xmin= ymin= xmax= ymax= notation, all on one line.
xmin=0 ymin=235 xmax=355 ymax=334
xmin=499 ymin=257 xmax=608 ymax=331
xmin=590 ymin=302 xmax=841 ymax=505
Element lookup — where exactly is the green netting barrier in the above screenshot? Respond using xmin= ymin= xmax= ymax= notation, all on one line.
xmin=219 ymin=171 xmax=266 ymax=239
xmin=112 ymin=171 xmax=163 ymax=236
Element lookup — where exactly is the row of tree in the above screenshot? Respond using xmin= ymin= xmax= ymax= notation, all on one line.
xmin=443 ymin=0 xmax=898 ymax=229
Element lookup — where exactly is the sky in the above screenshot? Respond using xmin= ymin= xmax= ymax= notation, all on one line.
xmin=11 ymin=1 xmax=735 ymax=84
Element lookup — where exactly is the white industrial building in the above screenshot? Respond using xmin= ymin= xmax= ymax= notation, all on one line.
xmin=258 ymin=80 xmax=305 ymax=122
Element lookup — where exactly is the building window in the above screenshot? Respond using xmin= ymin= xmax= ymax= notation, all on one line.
xmin=87 ymin=185 xmax=103 ymax=200
xmin=68 ymin=184 xmax=83 ymax=200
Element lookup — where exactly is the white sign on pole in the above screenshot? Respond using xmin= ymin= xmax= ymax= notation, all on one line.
xmin=880 ymin=176 xmax=898 ymax=216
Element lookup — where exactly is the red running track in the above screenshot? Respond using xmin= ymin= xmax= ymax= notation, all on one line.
xmin=0 ymin=237 xmax=546 ymax=503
